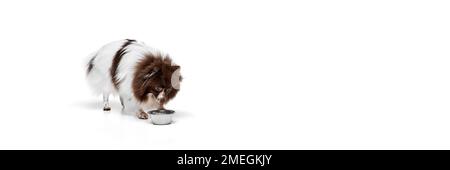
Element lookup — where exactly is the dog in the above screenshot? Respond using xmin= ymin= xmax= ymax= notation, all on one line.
xmin=86 ymin=39 xmax=182 ymax=119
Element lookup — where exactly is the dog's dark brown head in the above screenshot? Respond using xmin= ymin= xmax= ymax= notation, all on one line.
xmin=132 ymin=53 xmax=182 ymax=109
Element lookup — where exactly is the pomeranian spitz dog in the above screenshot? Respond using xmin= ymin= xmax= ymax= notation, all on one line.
xmin=86 ymin=39 xmax=182 ymax=119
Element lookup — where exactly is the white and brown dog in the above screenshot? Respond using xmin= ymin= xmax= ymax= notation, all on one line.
xmin=86 ymin=39 xmax=182 ymax=119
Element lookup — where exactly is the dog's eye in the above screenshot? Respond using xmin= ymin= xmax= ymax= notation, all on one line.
xmin=155 ymin=87 xmax=163 ymax=91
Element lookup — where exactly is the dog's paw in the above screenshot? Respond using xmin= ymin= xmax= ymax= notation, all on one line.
xmin=137 ymin=111 xmax=148 ymax=119
xmin=103 ymin=107 xmax=111 ymax=111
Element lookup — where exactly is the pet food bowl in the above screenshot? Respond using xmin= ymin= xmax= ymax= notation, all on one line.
xmin=148 ymin=109 xmax=175 ymax=125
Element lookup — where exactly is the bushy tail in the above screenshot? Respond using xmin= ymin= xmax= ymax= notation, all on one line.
xmin=86 ymin=52 xmax=97 ymax=75
xmin=85 ymin=52 xmax=103 ymax=95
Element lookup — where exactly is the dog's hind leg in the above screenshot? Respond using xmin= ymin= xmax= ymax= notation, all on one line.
xmin=103 ymin=93 xmax=111 ymax=111
xmin=120 ymin=96 xmax=124 ymax=109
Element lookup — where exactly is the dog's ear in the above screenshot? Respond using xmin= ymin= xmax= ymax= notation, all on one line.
xmin=144 ymin=67 xmax=160 ymax=79
xmin=171 ymin=66 xmax=181 ymax=89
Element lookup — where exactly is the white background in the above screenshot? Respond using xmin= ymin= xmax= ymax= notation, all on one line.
xmin=0 ymin=0 xmax=449 ymax=149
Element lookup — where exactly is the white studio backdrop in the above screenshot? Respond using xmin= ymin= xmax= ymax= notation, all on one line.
xmin=0 ymin=0 xmax=449 ymax=149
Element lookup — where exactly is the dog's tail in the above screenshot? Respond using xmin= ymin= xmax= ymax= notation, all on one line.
xmin=85 ymin=52 xmax=97 ymax=75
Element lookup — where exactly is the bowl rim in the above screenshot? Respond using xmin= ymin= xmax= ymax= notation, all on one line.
xmin=148 ymin=109 xmax=175 ymax=115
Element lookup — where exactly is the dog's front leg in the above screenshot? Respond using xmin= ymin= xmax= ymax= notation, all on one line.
xmin=120 ymin=96 xmax=148 ymax=119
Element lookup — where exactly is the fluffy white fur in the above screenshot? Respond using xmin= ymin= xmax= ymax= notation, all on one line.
xmin=86 ymin=39 xmax=164 ymax=115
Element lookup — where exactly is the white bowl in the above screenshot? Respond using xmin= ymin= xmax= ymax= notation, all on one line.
xmin=148 ymin=109 xmax=174 ymax=125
